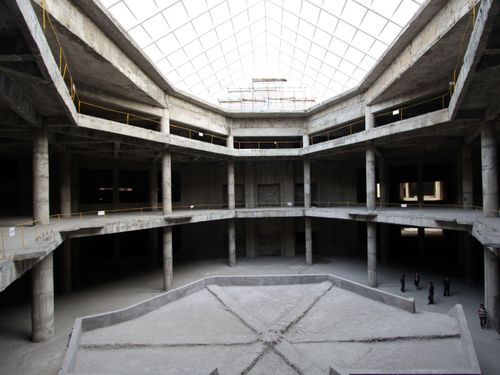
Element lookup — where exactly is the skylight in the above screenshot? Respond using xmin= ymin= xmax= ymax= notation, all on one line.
xmin=99 ymin=0 xmax=425 ymax=111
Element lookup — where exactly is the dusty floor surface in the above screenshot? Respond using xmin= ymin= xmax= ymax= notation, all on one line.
xmin=0 ymin=256 xmax=498 ymax=374
xmin=74 ymin=283 xmax=470 ymax=374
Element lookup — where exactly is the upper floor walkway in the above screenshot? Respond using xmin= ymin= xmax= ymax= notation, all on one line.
xmin=1 ymin=203 xmax=499 ymax=292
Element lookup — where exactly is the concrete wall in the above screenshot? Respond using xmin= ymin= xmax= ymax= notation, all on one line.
xmin=174 ymin=162 xmax=229 ymax=208
xmin=312 ymin=219 xmax=361 ymax=257
xmin=312 ymin=160 xmax=359 ymax=204
xmin=250 ymin=160 xmax=298 ymax=206
xmin=306 ymin=94 xmax=365 ymax=135
xmin=229 ymin=117 xmax=304 ymax=137
xmin=168 ymin=95 xmax=229 ymax=136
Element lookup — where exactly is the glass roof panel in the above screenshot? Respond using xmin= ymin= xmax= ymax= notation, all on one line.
xmin=101 ymin=0 xmax=424 ymax=111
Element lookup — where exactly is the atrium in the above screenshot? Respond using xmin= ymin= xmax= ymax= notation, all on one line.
xmin=0 ymin=0 xmax=499 ymax=374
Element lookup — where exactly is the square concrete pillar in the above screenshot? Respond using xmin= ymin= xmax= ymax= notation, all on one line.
xmin=305 ymin=218 xmax=312 ymax=265
xmin=163 ymin=226 xmax=173 ymax=291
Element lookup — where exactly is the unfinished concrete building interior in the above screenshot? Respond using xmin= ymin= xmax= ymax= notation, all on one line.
xmin=0 ymin=0 xmax=500 ymax=373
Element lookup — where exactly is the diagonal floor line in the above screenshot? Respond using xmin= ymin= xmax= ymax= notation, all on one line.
xmin=206 ymin=284 xmax=268 ymax=334
xmin=219 ymin=341 xmax=268 ymax=375
xmin=79 ymin=340 xmax=257 ymax=350
xmin=273 ymin=339 xmax=330 ymax=375
xmin=272 ymin=281 xmax=333 ymax=335
xmin=289 ymin=333 xmax=462 ymax=344
xmin=206 ymin=283 xmax=343 ymax=374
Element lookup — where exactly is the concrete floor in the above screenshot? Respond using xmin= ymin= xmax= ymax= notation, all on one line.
xmin=74 ymin=282 xmax=471 ymax=374
xmin=0 ymin=256 xmax=499 ymax=374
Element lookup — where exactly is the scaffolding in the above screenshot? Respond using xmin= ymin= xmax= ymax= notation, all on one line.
xmin=218 ymin=78 xmax=316 ymax=112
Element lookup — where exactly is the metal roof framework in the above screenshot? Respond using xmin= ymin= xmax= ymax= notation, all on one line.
xmin=100 ymin=0 xmax=425 ymax=110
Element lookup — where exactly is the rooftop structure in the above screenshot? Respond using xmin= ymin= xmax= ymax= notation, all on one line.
xmin=100 ymin=0 xmax=425 ymax=109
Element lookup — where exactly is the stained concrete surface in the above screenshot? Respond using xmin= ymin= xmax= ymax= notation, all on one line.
xmin=0 ymin=256 xmax=498 ymax=374
xmin=72 ymin=282 xmax=469 ymax=374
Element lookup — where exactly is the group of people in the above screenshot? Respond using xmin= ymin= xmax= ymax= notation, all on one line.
xmin=399 ymin=273 xmax=492 ymax=330
xmin=399 ymin=273 xmax=451 ymax=305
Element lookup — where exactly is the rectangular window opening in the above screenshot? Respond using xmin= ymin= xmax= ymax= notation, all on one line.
xmin=399 ymin=181 xmax=444 ymax=202
xmin=400 ymin=227 xmax=444 ymax=237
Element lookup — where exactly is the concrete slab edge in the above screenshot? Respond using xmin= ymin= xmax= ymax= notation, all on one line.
xmin=448 ymin=304 xmax=482 ymax=374
xmin=58 ymin=318 xmax=82 ymax=375
xmin=59 ymin=274 xmax=415 ymax=374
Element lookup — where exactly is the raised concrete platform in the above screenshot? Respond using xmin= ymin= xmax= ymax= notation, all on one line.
xmin=60 ymin=275 xmax=479 ymax=375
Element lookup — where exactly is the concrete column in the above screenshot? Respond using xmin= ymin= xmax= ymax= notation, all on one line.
xmin=149 ymin=163 xmax=158 ymax=211
xmin=484 ymin=248 xmax=499 ymax=325
xmin=246 ymin=220 xmax=256 ymax=258
xmin=365 ymin=107 xmax=377 ymax=286
xmin=365 ymin=105 xmax=376 ymax=214
xmin=367 ymin=222 xmax=377 ymax=287
xmin=417 ymin=162 xmax=424 ymax=205
xmin=462 ymin=146 xmax=473 ymax=207
xmin=161 ymin=108 xmax=170 ymax=134
xmin=60 ymin=157 xmax=72 ymax=293
xmin=162 ymin=227 xmax=173 ymax=291
xmin=305 ymin=218 xmax=312 ymax=265
xmin=33 ymin=127 xmax=49 ymax=225
xmin=160 ymin=109 xmax=171 ymax=215
xmin=32 ymin=127 xmax=54 ymax=342
xmin=245 ymin=162 xmax=255 ymax=209
xmin=228 ymin=160 xmax=235 ymax=210
xmin=303 ymin=130 xmax=311 ymax=209
xmin=228 ymin=220 xmax=236 ymax=266
xmin=304 ymin=160 xmax=311 ymax=208
xmin=418 ymin=227 xmax=426 ymax=263
xmin=481 ymin=121 xmax=498 ymax=217
xmin=162 ymin=152 xmax=172 ymax=215
xmin=302 ymin=134 xmax=310 ymax=148
xmin=226 ymin=134 xmax=237 ymax=264
xmin=366 ymin=144 xmax=376 ymax=211
xmin=481 ymin=121 xmax=499 ymax=324
xmin=365 ymin=106 xmax=375 ymax=130
xmin=31 ymin=253 xmax=54 ymax=342
xmin=161 ymin=108 xmax=173 ymax=289
xmin=227 ymin=134 xmax=234 ymax=148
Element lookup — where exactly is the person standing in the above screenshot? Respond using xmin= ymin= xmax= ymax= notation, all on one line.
xmin=428 ymin=281 xmax=434 ymax=304
xmin=478 ymin=304 xmax=487 ymax=329
xmin=400 ymin=274 xmax=406 ymax=293
xmin=443 ymin=277 xmax=451 ymax=297
xmin=414 ymin=272 xmax=420 ymax=290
